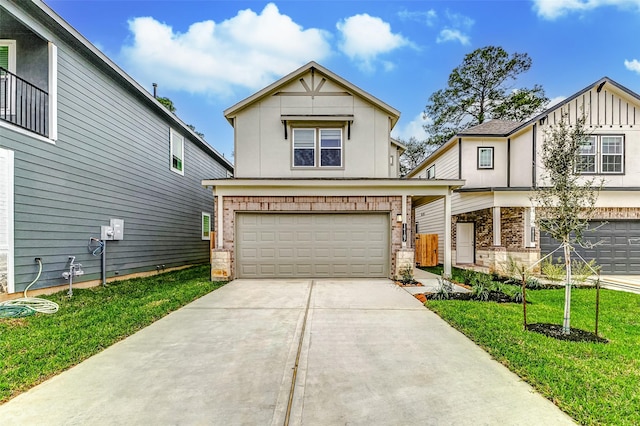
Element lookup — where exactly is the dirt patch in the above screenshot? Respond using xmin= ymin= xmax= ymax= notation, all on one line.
xmin=526 ymin=323 xmax=608 ymax=343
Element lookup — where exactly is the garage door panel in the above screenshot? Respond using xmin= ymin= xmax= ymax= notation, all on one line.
xmin=237 ymin=213 xmax=389 ymax=278
xmin=541 ymin=220 xmax=640 ymax=274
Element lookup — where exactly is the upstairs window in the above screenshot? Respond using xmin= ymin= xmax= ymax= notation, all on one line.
xmin=170 ymin=129 xmax=184 ymax=175
xmin=426 ymin=165 xmax=435 ymax=179
xmin=293 ymin=129 xmax=315 ymax=167
xmin=576 ymin=135 xmax=623 ymax=174
xmin=477 ymin=147 xmax=494 ymax=169
xmin=0 ymin=40 xmax=17 ymax=116
xmin=293 ymin=128 xmax=343 ymax=168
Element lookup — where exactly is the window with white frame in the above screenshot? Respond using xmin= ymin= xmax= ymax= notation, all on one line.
xmin=293 ymin=128 xmax=343 ymax=168
xmin=0 ymin=40 xmax=17 ymax=116
xmin=477 ymin=147 xmax=494 ymax=169
xmin=201 ymin=212 xmax=211 ymax=240
xmin=426 ymin=165 xmax=435 ymax=179
xmin=170 ymin=129 xmax=184 ymax=175
xmin=576 ymin=135 xmax=624 ymax=174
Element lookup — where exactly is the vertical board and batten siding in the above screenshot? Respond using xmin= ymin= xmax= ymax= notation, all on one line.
xmin=415 ymin=198 xmax=445 ymax=265
xmin=0 ymin=41 xmax=228 ymax=292
xmin=536 ymin=85 xmax=640 ymax=187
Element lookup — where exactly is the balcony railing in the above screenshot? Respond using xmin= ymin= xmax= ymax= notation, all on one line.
xmin=1 ymin=67 xmax=48 ymax=137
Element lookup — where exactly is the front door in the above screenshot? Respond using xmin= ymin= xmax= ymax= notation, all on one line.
xmin=456 ymin=222 xmax=474 ymax=264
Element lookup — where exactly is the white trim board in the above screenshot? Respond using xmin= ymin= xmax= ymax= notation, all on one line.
xmin=0 ymin=147 xmax=15 ymax=294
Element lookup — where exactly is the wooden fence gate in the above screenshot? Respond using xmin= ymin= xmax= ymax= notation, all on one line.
xmin=415 ymin=233 xmax=438 ymax=267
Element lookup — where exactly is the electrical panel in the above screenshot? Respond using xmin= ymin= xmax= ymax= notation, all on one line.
xmin=101 ymin=218 xmax=124 ymax=241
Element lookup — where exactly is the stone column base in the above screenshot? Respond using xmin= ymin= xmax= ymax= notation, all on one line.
xmin=395 ymin=248 xmax=415 ymax=280
xmin=211 ymin=249 xmax=231 ymax=281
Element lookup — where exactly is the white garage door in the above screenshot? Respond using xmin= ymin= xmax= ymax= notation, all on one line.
xmin=236 ymin=213 xmax=389 ymax=278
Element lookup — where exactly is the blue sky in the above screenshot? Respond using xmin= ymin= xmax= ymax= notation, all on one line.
xmin=46 ymin=0 xmax=640 ymax=159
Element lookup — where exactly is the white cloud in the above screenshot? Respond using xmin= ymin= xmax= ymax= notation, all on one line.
xmin=533 ymin=0 xmax=640 ymax=19
xmin=397 ymin=9 xmax=437 ymax=26
xmin=121 ymin=3 xmax=332 ymax=96
xmin=625 ymin=59 xmax=640 ymax=73
xmin=547 ymin=95 xmax=568 ymax=109
xmin=391 ymin=112 xmax=430 ymax=142
xmin=437 ymin=29 xmax=470 ymax=45
xmin=337 ymin=14 xmax=410 ymax=72
xmin=436 ymin=11 xmax=473 ymax=45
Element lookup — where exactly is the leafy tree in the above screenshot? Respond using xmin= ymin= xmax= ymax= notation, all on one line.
xmin=156 ymin=96 xmax=176 ymax=113
xmin=186 ymin=124 xmax=205 ymax=139
xmin=531 ymin=112 xmax=601 ymax=335
xmin=399 ymin=137 xmax=429 ymax=176
xmin=424 ymin=46 xmax=548 ymax=146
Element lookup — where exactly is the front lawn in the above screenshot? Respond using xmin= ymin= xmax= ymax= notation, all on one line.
xmin=426 ymin=287 xmax=640 ymax=426
xmin=0 ymin=265 xmax=224 ymax=403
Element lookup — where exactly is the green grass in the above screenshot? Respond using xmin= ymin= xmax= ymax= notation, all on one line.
xmin=426 ymin=287 xmax=640 ymax=425
xmin=0 ymin=265 xmax=224 ymax=403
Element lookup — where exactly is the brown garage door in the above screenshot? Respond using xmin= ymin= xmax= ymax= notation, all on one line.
xmin=236 ymin=213 xmax=389 ymax=278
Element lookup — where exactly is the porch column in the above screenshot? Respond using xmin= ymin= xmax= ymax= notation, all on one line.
xmin=444 ymin=188 xmax=452 ymax=277
xmin=493 ymin=206 xmax=501 ymax=246
xmin=401 ymin=194 xmax=407 ymax=248
xmin=217 ymin=194 xmax=224 ymax=249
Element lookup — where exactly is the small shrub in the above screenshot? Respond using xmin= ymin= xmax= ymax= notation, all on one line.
xmin=399 ymin=264 xmax=415 ymax=285
xmin=471 ymin=281 xmax=490 ymax=301
xmin=571 ymin=259 xmax=600 ymax=284
xmin=525 ymin=277 xmax=544 ymax=289
xmin=541 ymin=257 xmax=565 ymax=282
xmin=432 ymin=278 xmax=453 ymax=300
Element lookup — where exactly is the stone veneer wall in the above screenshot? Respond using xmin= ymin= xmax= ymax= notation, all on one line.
xmin=217 ymin=195 xmax=411 ymax=279
xmin=452 ymin=207 xmax=538 ymax=271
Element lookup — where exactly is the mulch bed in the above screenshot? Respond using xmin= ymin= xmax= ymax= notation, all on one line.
xmin=526 ymin=323 xmax=608 ymax=343
xmin=394 ymin=281 xmax=423 ymax=287
xmin=424 ymin=290 xmax=520 ymax=303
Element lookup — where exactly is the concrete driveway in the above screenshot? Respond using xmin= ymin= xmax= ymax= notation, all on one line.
xmin=0 ymin=279 xmax=574 ymax=425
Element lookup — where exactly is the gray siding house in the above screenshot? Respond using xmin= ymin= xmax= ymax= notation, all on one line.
xmin=0 ymin=0 xmax=233 ymax=296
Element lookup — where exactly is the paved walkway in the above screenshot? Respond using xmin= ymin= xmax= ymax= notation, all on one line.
xmin=0 ymin=279 xmax=574 ymax=425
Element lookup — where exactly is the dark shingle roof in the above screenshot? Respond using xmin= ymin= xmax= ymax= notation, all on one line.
xmin=458 ymin=120 xmax=522 ymax=136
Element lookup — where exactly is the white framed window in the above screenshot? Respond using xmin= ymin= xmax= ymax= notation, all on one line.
xmin=201 ymin=212 xmax=211 ymax=240
xmin=477 ymin=147 xmax=494 ymax=169
xmin=293 ymin=128 xmax=315 ymax=167
xmin=426 ymin=165 xmax=435 ymax=179
xmin=170 ymin=128 xmax=184 ymax=175
xmin=293 ymin=128 xmax=343 ymax=168
xmin=576 ymin=136 xmax=596 ymax=173
xmin=0 ymin=40 xmax=17 ymax=116
xmin=576 ymin=135 xmax=624 ymax=175
xmin=600 ymin=136 xmax=623 ymax=174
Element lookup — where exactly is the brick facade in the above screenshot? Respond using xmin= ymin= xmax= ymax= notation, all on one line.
xmin=452 ymin=206 xmax=640 ymax=272
xmin=215 ymin=195 xmax=411 ymax=279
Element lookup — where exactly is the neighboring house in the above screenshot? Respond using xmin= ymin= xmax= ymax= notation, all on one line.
xmin=0 ymin=1 xmax=233 ymax=296
xmin=203 ymin=62 xmax=463 ymax=280
xmin=409 ymin=77 xmax=640 ymax=275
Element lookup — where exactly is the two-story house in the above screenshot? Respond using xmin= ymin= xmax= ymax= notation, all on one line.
xmin=409 ymin=77 xmax=640 ymax=275
xmin=203 ymin=62 xmax=463 ymax=280
xmin=0 ymin=0 xmax=233 ymax=297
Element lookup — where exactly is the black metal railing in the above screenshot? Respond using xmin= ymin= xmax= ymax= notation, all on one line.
xmin=1 ymin=66 xmax=48 ymax=137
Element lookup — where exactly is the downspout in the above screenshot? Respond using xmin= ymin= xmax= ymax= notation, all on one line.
xmin=401 ymin=194 xmax=407 ymax=248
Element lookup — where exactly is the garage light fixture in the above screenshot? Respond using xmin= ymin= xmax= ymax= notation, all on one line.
xmin=396 ymin=214 xmax=403 ymax=223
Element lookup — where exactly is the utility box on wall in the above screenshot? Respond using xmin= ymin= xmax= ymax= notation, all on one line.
xmin=101 ymin=218 xmax=125 ymax=241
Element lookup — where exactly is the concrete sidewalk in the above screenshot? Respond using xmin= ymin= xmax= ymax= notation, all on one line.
xmin=0 ymin=279 xmax=574 ymax=425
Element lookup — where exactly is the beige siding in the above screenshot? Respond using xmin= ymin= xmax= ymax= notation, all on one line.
xmin=452 ymin=192 xmax=494 ymax=215
xmin=415 ymin=198 xmax=445 ymax=264
xmin=461 ymin=138 xmax=508 ymax=188
xmin=509 ymin=130 xmax=533 ymax=187
xmin=232 ymin=70 xmax=396 ymax=179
